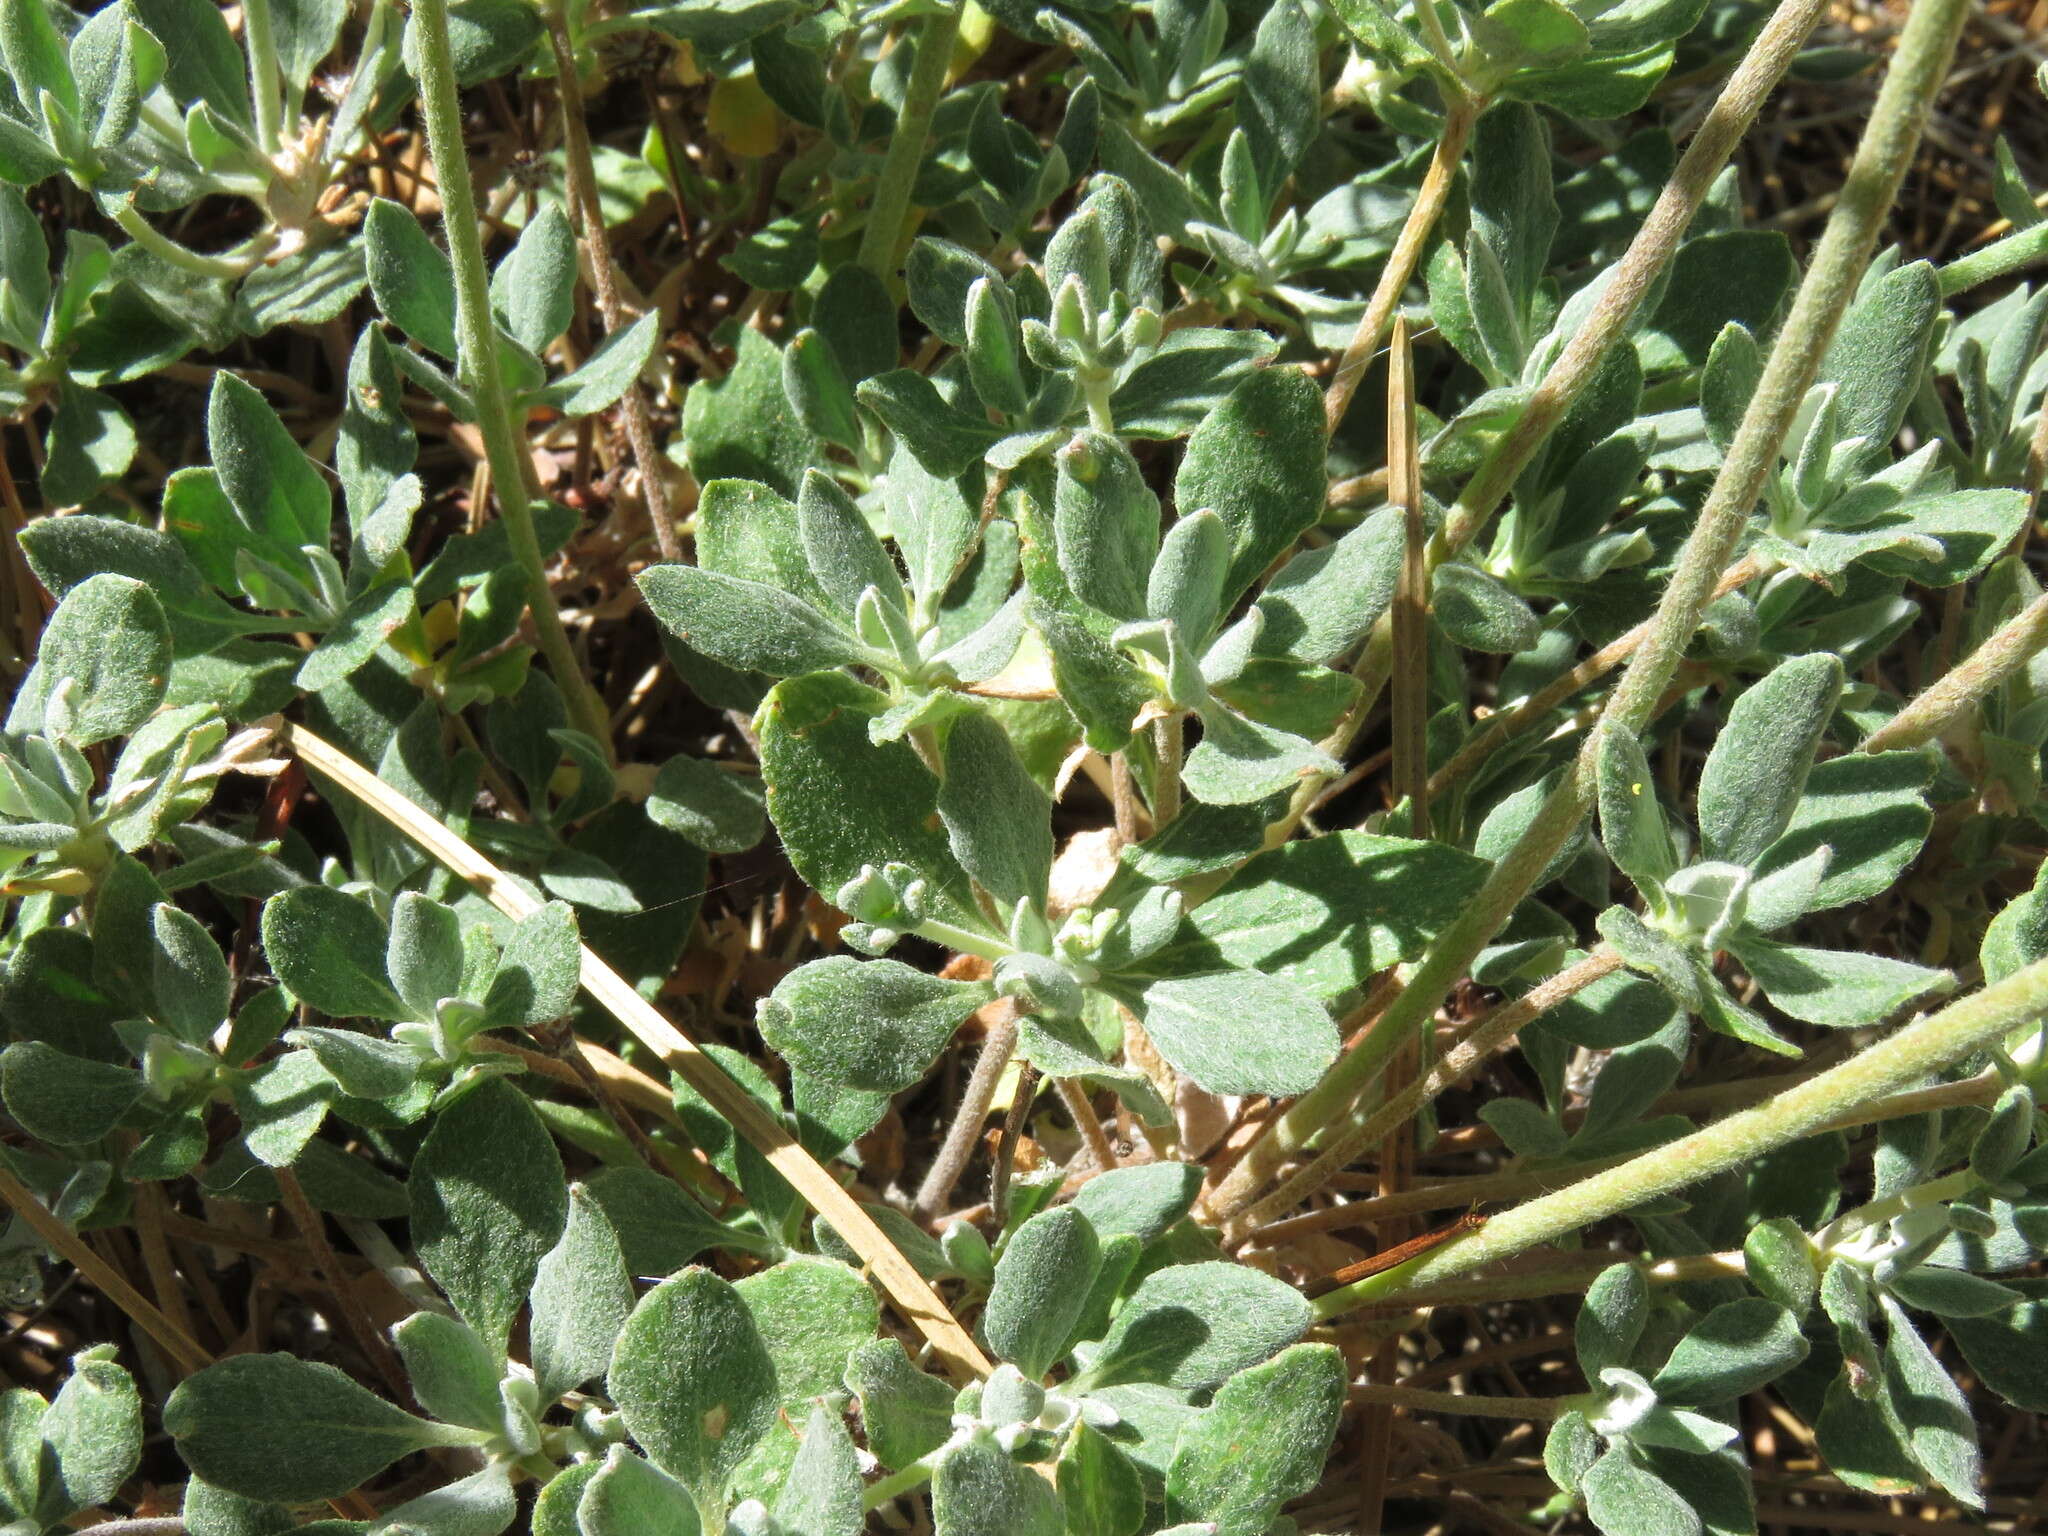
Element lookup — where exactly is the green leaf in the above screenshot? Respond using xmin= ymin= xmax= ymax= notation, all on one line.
xmin=164 ymin=1354 xmax=470 ymax=1503
xmin=813 ymin=263 xmax=897 ymax=383
xmin=645 ymin=754 xmax=766 ymax=855
xmin=391 ymin=1311 xmax=504 ymax=1433
xmin=578 ymin=1446 xmax=699 ymax=1536
xmin=1240 ymin=0 xmax=1316 ymax=194
xmin=374 ymin=1463 xmax=515 ymax=1536
xmin=364 ymin=197 xmax=458 ymax=357
xmin=150 ymin=900 xmax=229 ymax=1043
xmin=1577 ymin=1263 xmax=1648 ymax=1380
xmin=858 ymin=368 xmax=1005 ymax=478
xmin=1949 ymin=1299 xmax=2048 ymax=1412
xmin=0 ymin=1041 xmax=141 ymax=1144
xmin=260 ymin=887 xmax=406 ymax=1022
xmin=846 ymin=1337 xmax=956 ymax=1471
xmin=1650 ymin=1298 xmax=1808 ymax=1406
xmin=1163 ymin=830 xmax=1490 ymax=1005
xmin=410 ymin=1077 xmax=569 ymax=1354
xmin=1109 ymin=327 xmax=1279 ymax=439
xmin=1174 ymin=366 xmax=1324 ymax=607
xmin=583 ymin=1166 xmax=730 ymax=1277
xmin=1582 ymin=1445 xmax=1702 ymax=1536
xmin=529 ymin=1184 xmax=634 ymax=1403
xmin=1598 ymin=727 xmax=1679 ymax=888
xmin=481 ymin=900 xmax=581 ymax=1029
xmin=938 ymin=710 xmax=1054 ymax=912
xmin=1731 ymin=937 xmax=1950 ymax=1027
xmin=1251 ymin=506 xmax=1402 ymax=665
xmin=208 ymin=370 xmax=331 ymax=555
xmin=1165 ymin=1342 xmax=1344 ymax=1535
xmin=1077 ymin=1261 xmax=1310 ymax=1391
xmin=760 ymin=955 xmax=991 ymax=1093
xmin=608 ymin=1267 xmax=778 ymax=1505
xmin=1067 ymin=1161 xmax=1202 ymax=1245
xmin=933 ymin=1428 xmax=1065 ymax=1536
xmin=6 ymin=572 xmax=169 ymax=745
xmin=1698 ymin=653 xmax=1843 ymax=867
xmin=1433 ymin=561 xmax=1540 ymax=652
xmin=773 ymin=1405 xmax=862 ymax=1536
xmin=1111 ymin=968 xmax=1335 ymax=1097
xmin=1885 ymin=1265 xmax=2022 ymax=1320
xmin=1746 ymin=751 xmax=1931 ymax=928
xmin=727 ymin=1255 xmax=881 ymax=1503
xmin=1057 ymin=1417 xmax=1145 ymax=1536
xmin=128 ymin=0 xmax=246 ymax=123
xmin=757 ymin=670 xmax=983 ymax=930
xmin=1744 ymin=1218 xmax=1819 ymax=1317
xmin=1470 ymin=102 xmax=1556 ymax=315
xmin=295 ymin=581 xmax=415 ymax=692
xmin=18 ymin=514 xmax=259 ymax=657
xmin=385 ymin=890 xmax=463 ymax=1023
xmin=490 ymin=203 xmax=576 ymax=353
xmin=42 ymin=384 xmax=136 ymax=507
xmin=535 ymin=312 xmax=660 ymax=415
xmin=1879 ymin=1291 xmax=1983 ymax=1507
xmin=637 ymin=563 xmax=867 ymax=678
xmin=1056 ymin=430 xmax=1159 ymax=622
xmin=682 ymin=325 xmax=817 ymax=498
xmin=797 ymin=466 xmax=904 ymax=623
xmin=985 ymin=1206 xmax=1103 ymax=1378
xmin=1820 ymin=260 xmax=1940 ymax=475
xmin=1640 ymin=231 xmax=1796 ymax=371
xmin=0 ymin=0 xmax=74 ymax=121
xmin=39 ymin=1350 xmax=140 ymax=1516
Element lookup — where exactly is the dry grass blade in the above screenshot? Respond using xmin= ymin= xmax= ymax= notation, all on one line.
xmin=278 ymin=721 xmax=994 ymax=1383
xmin=0 ymin=1159 xmax=212 ymax=1376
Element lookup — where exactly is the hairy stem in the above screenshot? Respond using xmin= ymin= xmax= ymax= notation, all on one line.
xmin=1263 ymin=0 xmax=1827 ymax=860
xmin=408 ymin=0 xmax=615 ymax=754
xmin=1937 ymin=218 xmax=2048 ymax=297
xmin=241 ymin=0 xmax=283 ymax=153
xmin=914 ymin=1002 xmax=1019 ymax=1222
xmin=1209 ymin=0 xmax=1970 ymax=1223
xmin=542 ymin=5 xmax=682 ymax=563
xmin=1860 ymin=592 xmax=2048 ymax=753
xmin=1241 ymin=949 xmax=1621 ymax=1229
xmin=857 ymin=6 xmax=962 ymax=281
xmin=1320 ymin=950 xmax=2048 ymax=1314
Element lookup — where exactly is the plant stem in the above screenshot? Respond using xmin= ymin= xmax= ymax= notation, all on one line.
xmin=408 ymin=0 xmax=616 ymax=755
xmin=1151 ymin=712 xmax=1183 ymax=830
xmin=1241 ymin=949 xmax=1621 ymax=1229
xmin=1435 ymin=0 xmax=1830 ymax=557
xmin=1937 ymin=218 xmax=2048 ymax=297
xmin=990 ymin=1062 xmax=1040 ymax=1226
xmin=1262 ymin=0 xmax=1827 ymax=862
xmin=109 ymin=202 xmax=269 ymax=278
xmin=857 ymin=6 xmax=962 ymax=281
xmin=862 ymin=1455 xmax=937 ymax=1511
xmin=541 ymin=4 xmax=682 ymax=564
xmin=1210 ymin=0 xmax=1969 ymax=1224
xmin=242 ymin=0 xmax=283 ymax=153
xmin=914 ymin=1002 xmax=1019 ymax=1222
xmin=1861 ymin=592 xmax=2048 ymax=753
xmin=1345 ymin=1382 xmax=1569 ymax=1420
xmin=1057 ymin=1076 xmax=1119 ymax=1174
xmin=277 ymin=1166 xmax=413 ymax=1406
xmin=1319 ymin=950 xmax=2048 ymax=1315
xmin=1324 ymin=92 xmax=1476 ymax=436
xmin=1426 ymin=553 xmax=1770 ymax=800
